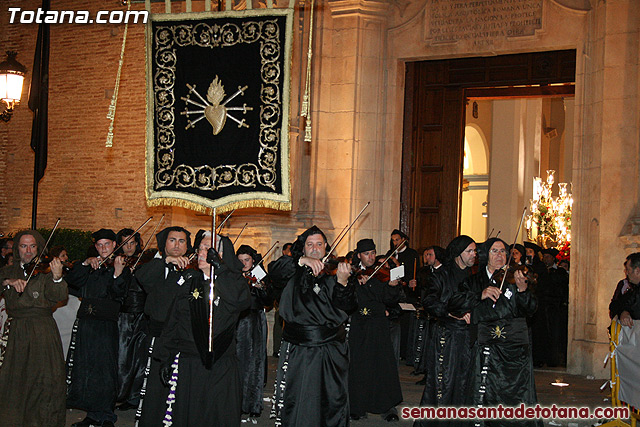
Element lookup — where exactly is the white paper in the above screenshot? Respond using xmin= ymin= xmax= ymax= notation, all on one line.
xmin=399 ymin=303 xmax=416 ymax=311
xmin=390 ymin=265 xmax=405 ymax=281
xmin=251 ymin=265 xmax=267 ymax=281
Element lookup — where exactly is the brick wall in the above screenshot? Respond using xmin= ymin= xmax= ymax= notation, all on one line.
xmin=0 ymin=0 xmax=304 ymax=247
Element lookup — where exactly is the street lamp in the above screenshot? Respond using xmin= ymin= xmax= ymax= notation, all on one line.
xmin=0 ymin=51 xmax=27 ymax=122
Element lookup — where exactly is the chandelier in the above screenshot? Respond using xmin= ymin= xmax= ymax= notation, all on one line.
xmin=525 ymin=170 xmax=573 ymax=249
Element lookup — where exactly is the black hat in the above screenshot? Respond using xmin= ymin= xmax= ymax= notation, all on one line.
xmin=391 ymin=229 xmax=408 ymax=240
xmin=155 ymin=226 xmax=192 ymax=254
xmin=542 ymin=248 xmax=559 ymax=257
xmin=446 ymin=235 xmax=475 ymax=261
xmin=356 ymin=238 xmax=376 ymax=253
xmin=92 ymin=229 xmax=116 ymax=242
xmin=524 ymin=241 xmax=542 ymax=254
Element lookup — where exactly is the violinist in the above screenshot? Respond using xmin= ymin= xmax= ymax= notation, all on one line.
xmin=448 ymin=238 xmax=540 ymax=427
xmin=235 ymin=244 xmax=271 ymax=420
xmin=66 ymin=229 xmax=131 ymax=427
xmin=385 ymin=229 xmax=420 ymax=364
xmin=0 ymin=230 xmax=67 ymax=426
xmin=417 ymin=235 xmax=476 ymax=427
xmin=135 ymin=226 xmax=193 ymax=427
xmin=114 ymin=228 xmax=148 ymax=412
xmin=348 ymin=239 xmax=402 ymax=422
xmin=272 ymin=226 xmax=356 ymax=427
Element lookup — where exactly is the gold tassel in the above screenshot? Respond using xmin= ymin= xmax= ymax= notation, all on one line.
xmin=106 ymin=0 xmax=131 ymax=148
xmin=300 ymin=0 xmax=315 ymax=138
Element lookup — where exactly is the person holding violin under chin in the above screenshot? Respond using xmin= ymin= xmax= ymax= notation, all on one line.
xmin=348 ymin=238 xmax=403 ymax=422
xmin=114 ymin=228 xmax=148 ymax=413
xmin=448 ymin=238 xmax=541 ymax=427
xmin=271 ymin=226 xmax=357 ymax=427
xmin=65 ymin=229 xmax=132 ymax=427
xmin=235 ymin=244 xmax=273 ymax=421
xmin=0 ymin=230 xmax=68 ymax=427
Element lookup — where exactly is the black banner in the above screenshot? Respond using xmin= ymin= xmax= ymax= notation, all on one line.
xmin=146 ymin=9 xmax=292 ymax=211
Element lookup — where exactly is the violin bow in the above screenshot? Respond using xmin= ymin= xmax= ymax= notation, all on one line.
xmin=497 ymin=207 xmax=528 ymax=293
xmin=131 ymin=214 xmax=165 ymax=270
xmin=24 ymin=218 xmax=61 ymax=285
xmin=322 ymin=201 xmax=370 ymax=263
xmin=233 ymin=223 xmax=248 ymax=246
xmin=254 ymin=241 xmax=280 ymax=268
xmin=364 ymin=239 xmax=407 ymax=284
xmin=216 ymin=209 xmax=235 ymax=232
xmin=98 ymin=216 xmax=153 ymax=267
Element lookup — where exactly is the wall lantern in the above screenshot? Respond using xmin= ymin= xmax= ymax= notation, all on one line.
xmin=0 ymin=51 xmax=27 ymax=122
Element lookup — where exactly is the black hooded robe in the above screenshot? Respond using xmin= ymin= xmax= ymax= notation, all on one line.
xmin=154 ymin=262 xmax=251 ymax=426
xmin=348 ymin=274 xmax=403 ymax=417
xmin=449 ymin=270 xmax=541 ymax=427
xmin=416 ymin=262 xmax=472 ymax=427
xmin=272 ymin=267 xmax=357 ymax=427
xmin=65 ymin=263 xmax=130 ymax=420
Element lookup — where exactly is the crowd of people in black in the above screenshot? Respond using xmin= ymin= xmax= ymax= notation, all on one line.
xmin=2 ymin=222 xmax=624 ymax=427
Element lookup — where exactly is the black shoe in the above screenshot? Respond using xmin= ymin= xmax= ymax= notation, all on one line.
xmin=384 ymin=413 xmax=399 ymax=422
xmin=71 ymin=418 xmax=99 ymax=427
xmin=415 ymin=376 xmax=426 ymax=385
xmin=350 ymin=414 xmax=365 ymax=421
xmin=101 ymin=422 xmax=115 ymax=427
xmin=117 ymin=402 xmax=137 ymax=411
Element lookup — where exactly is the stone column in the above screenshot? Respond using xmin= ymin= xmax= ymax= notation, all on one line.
xmin=308 ymin=0 xmax=391 ymax=252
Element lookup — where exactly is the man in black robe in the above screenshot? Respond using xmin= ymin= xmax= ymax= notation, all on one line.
xmin=348 ymin=238 xmax=402 ymax=422
xmin=413 ymin=245 xmax=445 ymax=383
xmin=135 ymin=226 xmax=193 ymax=427
xmin=155 ymin=231 xmax=251 ymax=426
xmin=272 ymin=226 xmax=357 ymax=427
xmin=609 ymin=252 xmax=640 ymax=325
xmin=268 ymin=242 xmax=294 ymax=357
xmin=386 ymin=229 xmax=420 ymax=363
xmin=114 ymin=228 xmax=147 ymax=411
xmin=449 ymin=238 xmax=540 ymax=427
xmin=416 ymin=236 xmax=476 ymax=427
xmin=236 ymin=244 xmax=272 ymax=419
xmin=66 ymin=229 xmax=131 ymax=427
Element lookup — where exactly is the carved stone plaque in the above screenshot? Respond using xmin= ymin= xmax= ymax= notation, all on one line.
xmin=426 ymin=0 xmax=543 ymax=45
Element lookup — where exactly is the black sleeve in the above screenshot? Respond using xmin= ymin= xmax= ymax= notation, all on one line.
xmin=422 ymin=270 xmax=450 ymax=319
xmin=332 ymin=277 xmax=357 ymax=315
xmin=135 ymin=258 xmax=165 ymax=294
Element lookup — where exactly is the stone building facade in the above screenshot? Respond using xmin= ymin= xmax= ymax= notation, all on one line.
xmin=1 ymin=0 xmax=639 ymax=377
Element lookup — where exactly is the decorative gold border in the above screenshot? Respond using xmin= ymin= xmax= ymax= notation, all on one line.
xmin=145 ymin=8 xmax=293 ymax=212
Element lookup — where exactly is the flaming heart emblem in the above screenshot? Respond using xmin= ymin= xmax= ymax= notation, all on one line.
xmin=181 ymin=76 xmax=253 ymax=135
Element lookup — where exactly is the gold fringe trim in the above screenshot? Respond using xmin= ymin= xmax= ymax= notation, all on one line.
xmin=146 ymin=197 xmax=291 ymax=214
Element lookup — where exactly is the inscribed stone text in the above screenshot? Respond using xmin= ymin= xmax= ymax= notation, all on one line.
xmin=426 ymin=0 xmax=543 ymax=45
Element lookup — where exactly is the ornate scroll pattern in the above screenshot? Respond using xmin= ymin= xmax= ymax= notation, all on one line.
xmin=152 ymin=19 xmax=282 ymax=192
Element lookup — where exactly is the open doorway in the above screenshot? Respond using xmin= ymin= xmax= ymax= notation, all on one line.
xmin=461 ymin=95 xmax=574 ymax=369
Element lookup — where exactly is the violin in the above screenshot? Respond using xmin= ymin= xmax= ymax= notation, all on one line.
xmin=490 ymin=261 xmax=538 ymax=287
xmin=23 ymin=255 xmax=72 ymax=277
xmin=356 ymin=261 xmax=391 ymax=283
xmin=317 ymin=256 xmax=348 ymax=276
